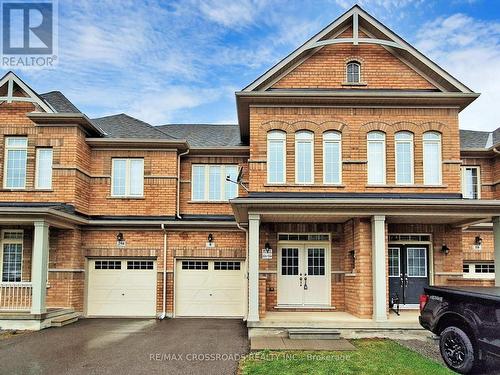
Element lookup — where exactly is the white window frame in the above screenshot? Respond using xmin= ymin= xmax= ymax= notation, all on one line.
xmin=423 ymin=132 xmax=442 ymax=186
xmin=367 ymin=131 xmax=386 ymax=185
xmin=190 ymin=164 xmax=239 ymax=202
xmin=267 ymin=130 xmax=286 ymax=184
xmin=406 ymin=247 xmax=427 ymax=278
xmin=35 ymin=148 xmax=53 ymax=190
xmin=323 ymin=131 xmax=342 ymax=185
xmin=388 ymin=247 xmax=400 ymax=277
xmin=346 ymin=61 xmax=361 ymax=83
xmin=0 ymin=229 xmax=24 ymax=283
xmin=4 ymin=137 xmax=28 ymax=189
xmin=111 ymin=158 xmax=144 ymax=197
xmin=463 ymin=262 xmax=494 ymax=279
xmin=395 ymin=131 xmax=414 ymax=185
xmin=295 ymin=130 xmax=314 ymax=184
xmin=462 ymin=166 xmax=481 ymax=199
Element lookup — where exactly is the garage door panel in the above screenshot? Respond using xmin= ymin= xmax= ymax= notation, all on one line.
xmin=87 ymin=259 xmax=156 ymax=317
xmin=175 ymin=260 xmax=244 ymax=317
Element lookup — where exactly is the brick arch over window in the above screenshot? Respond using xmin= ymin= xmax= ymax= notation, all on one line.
xmin=420 ymin=121 xmax=449 ymax=133
xmin=360 ymin=121 xmax=391 ymax=133
xmin=260 ymin=120 xmax=348 ymax=133
xmin=392 ymin=121 xmax=421 ymax=133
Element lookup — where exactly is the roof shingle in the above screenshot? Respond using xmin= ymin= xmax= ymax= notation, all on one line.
xmin=156 ymin=124 xmax=244 ymax=147
xmin=91 ymin=114 xmax=177 ymax=139
xmin=40 ymin=91 xmax=81 ymax=113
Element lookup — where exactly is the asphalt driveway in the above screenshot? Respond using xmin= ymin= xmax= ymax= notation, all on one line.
xmin=0 ymin=318 xmax=249 ymax=375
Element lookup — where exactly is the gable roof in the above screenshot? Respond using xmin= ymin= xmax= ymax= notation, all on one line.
xmin=243 ymin=5 xmax=474 ymax=93
xmin=0 ymin=71 xmax=56 ymax=112
xmin=91 ymin=114 xmax=177 ymax=140
xmin=156 ymin=124 xmax=244 ymax=147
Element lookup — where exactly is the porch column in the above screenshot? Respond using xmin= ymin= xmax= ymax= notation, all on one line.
xmin=494 ymin=217 xmax=500 ymax=287
xmin=247 ymin=213 xmax=260 ymax=322
xmin=31 ymin=221 xmax=49 ymax=315
xmin=371 ymin=215 xmax=387 ymax=322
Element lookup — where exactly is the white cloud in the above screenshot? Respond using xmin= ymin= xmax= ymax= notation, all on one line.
xmin=415 ymin=14 xmax=500 ymax=131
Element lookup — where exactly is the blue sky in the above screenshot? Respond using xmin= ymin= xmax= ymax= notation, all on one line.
xmin=7 ymin=0 xmax=500 ymax=131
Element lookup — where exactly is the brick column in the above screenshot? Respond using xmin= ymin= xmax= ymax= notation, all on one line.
xmin=259 ymin=276 xmax=267 ymax=319
xmin=371 ymin=215 xmax=387 ymax=322
xmin=494 ymin=217 xmax=500 ymax=287
xmin=248 ymin=214 xmax=260 ymax=322
xmin=31 ymin=221 xmax=49 ymax=315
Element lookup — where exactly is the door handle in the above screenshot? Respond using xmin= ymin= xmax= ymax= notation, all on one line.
xmin=304 ymin=274 xmax=308 ymax=290
xmin=299 ymin=273 xmax=302 ymax=287
xmin=400 ymin=273 xmax=404 ymax=287
xmin=404 ymin=275 xmax=409 ymax=288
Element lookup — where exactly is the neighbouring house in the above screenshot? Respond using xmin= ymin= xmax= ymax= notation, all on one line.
xmin=0 ymin=5 xmax=499 ymax=332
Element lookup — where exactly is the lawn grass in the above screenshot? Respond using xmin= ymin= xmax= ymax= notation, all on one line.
xmin=239 ymin=339 xmax=452 ymax=375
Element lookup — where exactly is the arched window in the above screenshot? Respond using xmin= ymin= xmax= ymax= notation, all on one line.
xmin=423 ymin=131 xmax=442 ymax=185
xmin=295 ymin=130 xmax=314 ymax=184
xmin=367 ymin=131 xmax=386 ymax=184
xmin=267 ymin=130 xmax=286 ymax=184
xmin=346 ymin=61 xmax=361 ymax=83
xmin=323 ymin=131 xmax=342 ymax=184
xmin=395 ymin=131 xmax=414 ymax=185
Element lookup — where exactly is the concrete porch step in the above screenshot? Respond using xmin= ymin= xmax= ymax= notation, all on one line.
xmin=288 ymin=328 xmax=341 ymax=340
xmin=50 ymin=312 xmax=81 ymax=327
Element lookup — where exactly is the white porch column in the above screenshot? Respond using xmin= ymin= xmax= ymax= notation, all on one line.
xmin=371 ymin=215 xmax=387 ymax=322
xmin=31 ymin=221 xmax=49 ymax=315
xmin=247 ymin=213 xmax=260 ymax=322
xmin=494 ymin=217 xmax=500 ymax=287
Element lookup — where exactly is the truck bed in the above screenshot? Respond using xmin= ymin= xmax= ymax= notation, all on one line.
xmin=424 ymin=286 xmax=500 ymax=302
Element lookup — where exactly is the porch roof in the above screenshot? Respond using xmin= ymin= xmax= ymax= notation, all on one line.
xmin=230 ymin=193 xmax=500 ymax=227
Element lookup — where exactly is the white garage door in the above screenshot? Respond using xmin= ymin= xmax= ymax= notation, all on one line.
xmin=175 ymin=260 xmax=245 ymax=317
xmin=87 ymin=259 xmax=157 ymax=317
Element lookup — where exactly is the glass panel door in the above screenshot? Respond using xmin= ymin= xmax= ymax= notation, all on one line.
xmin=277 ymin=247 xmax=303 ymax=305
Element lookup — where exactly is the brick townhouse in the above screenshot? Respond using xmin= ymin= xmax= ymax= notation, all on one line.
xmin=0 ymin=5 xmax=499 ymax=332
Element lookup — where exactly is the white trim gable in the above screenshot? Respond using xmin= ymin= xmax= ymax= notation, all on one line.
xmin=0 ymin=71 xmax=55 ymax=113
xmin=243 ymin=5 xmax=473 ymax=93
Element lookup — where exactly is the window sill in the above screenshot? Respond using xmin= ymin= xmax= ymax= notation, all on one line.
xmin=188 ymin=200 xmax=231 ymax=204
xmin=264 ymin=184 xmax=345 ymax=188
xmin=107 ymin=196 xmax=145 ymax=200
xmin=365 ymin=184 xmax=448 ymax=188
xmin=341 ymin=82 xmax=367 ymax=86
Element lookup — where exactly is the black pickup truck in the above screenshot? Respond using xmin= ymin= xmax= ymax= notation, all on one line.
xmin=419 ymin=286 xmax=500 ymax=374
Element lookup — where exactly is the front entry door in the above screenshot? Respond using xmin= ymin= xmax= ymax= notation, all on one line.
xmin=389 ymin=245 xmax=429 ymax=306
xmin=278 ymin=245 xmax=330 ymax=306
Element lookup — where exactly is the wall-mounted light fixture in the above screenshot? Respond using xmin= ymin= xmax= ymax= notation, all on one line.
xmin=264 ymin=242 xmax=272 ymax=252
xmin=441 ymin=244 xmax=450 ymax=255
xmin=117 ymin=232 xmax=124 ymax=242
xmin=474 ymin=236 xmax=483 ymax=246
xmin=208 ymin=233 xmax=214 ymax=243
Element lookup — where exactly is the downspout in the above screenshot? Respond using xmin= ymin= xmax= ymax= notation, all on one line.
xmin=236 ymin=222 xmax=249 ymax=321
xmin=159 ymin=223 xmax=168 ymax=320
xmin=176 ymin=148 xmax=190 ymax=219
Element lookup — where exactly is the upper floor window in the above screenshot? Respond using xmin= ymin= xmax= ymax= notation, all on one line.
xmin=367 ymin=131 xmax=386 ymax=184
xmin=323 ymin=131 xmax=342 ymax=184
xmin=395 ymin=131 xmax=414 ymax=185
xmin=1 ymin=230 xmax=23 ymax=282
xmin=192 ymin=164 xmax=238 ymax=201
xmin=346 ymin=61 xmax=361 ymax=83
xmin=423 ymin=132 xmax=442 ymax=185
xmin=267 ymin=130 xmax=286 ymax=184
xmin=462 ymin=166 xmax=480 ymax=199
xmin=35 ymin=148 xmax=53 ymax=189
xmin=111 ymin=158 xmax=144 ymax=197
xmin=4 ymin=137 xmax=27 ymax=189
xmin=295 ymin=131 xmax=314 ymax=184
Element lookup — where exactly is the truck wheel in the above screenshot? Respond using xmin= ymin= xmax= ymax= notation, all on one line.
xmin=439 ymin=326 xmax=483 ymax=374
